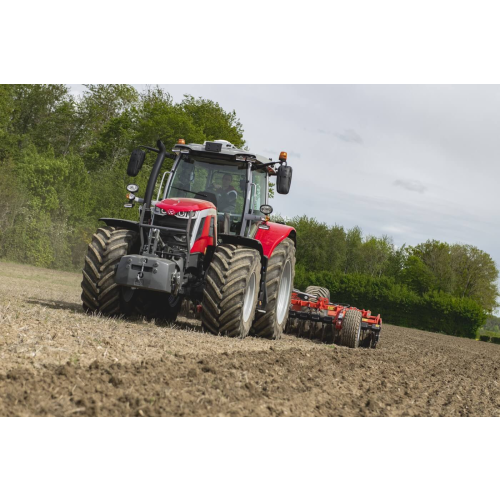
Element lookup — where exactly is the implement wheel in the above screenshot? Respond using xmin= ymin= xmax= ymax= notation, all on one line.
xmin=251 ymin=238 xmax=296 ymax=340
xmin=201 ymin=244 xmax=261 ymax=338
xmin=81 ymin=226 xmax=138 ymax=316
xmin=305 ymin=285 xmax=330 ymax=302
xmin=340 ymin=309 xmax=362 ymax=348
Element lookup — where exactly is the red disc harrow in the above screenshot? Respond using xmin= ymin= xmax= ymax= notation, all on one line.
xmin=285 ymin=289 xmax=382 ymax=348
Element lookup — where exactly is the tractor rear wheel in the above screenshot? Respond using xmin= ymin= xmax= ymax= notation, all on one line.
xmin=305 ymin=285 xmax=330 ymax=302
xmin=201 ymin=244 xmax=261 ymax=338
xmin=340 ymin=309 xmax=362 ymax=348
xmin=251 ymin=238 xmax=296 ymax=340
xmin=81 ymin=226 xmax=138 ymax=316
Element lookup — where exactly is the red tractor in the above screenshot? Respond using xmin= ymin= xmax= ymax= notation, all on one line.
xmin=81 ymin=139 xmax=296 ymax=340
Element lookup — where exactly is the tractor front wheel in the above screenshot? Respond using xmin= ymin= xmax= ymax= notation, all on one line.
xmin=201 ymin=244 xmax=261 ymax=338
xmin=251 ymin=238 xmax=296 ymax=340
xmin=81 ymin=226 xmax=138 ymax=316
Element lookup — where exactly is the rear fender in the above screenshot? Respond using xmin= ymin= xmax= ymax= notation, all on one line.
xmin=254 ymin=222 xmax=296 ymax=258
xmin=218 ymin=234 xmax=264 ymax=260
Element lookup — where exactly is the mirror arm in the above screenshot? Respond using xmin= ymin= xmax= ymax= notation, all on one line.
xmin=139 ymin=145 xmax=175 ymax=160
xmin=140 ymin=145 xmax=160 ymax=153
xmin=143 ymin=140 xmax=167 ymax=212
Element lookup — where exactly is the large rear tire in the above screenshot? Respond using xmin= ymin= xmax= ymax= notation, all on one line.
xmin=81 ymin=226 xmax=138 ymax=316
xmin=251 ymin=238 xmax=296 ymax=340
xmin=340 ymin=309 xmax=362 ymax=348
xmin=201 ymin=244 xmax=261 ymax=338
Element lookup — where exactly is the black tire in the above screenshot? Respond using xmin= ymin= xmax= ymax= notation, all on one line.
xmin=340 ymin=309 xmax=362 ymax=348
xmin=305 ymin=285 xmax=330 ymax=302
xmin=81 ymin=226 xmax=138 ymax=316
xmin=251 ymin=238 xmax=296 ymax=340
xmin=134 ymin=290 xmax=183 ymax=322
xmin=201 ymin=244 xmax=261 ymax=338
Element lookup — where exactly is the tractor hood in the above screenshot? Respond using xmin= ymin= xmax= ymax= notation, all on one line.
xmin=156 ymin=197 xmax=216 ymax=214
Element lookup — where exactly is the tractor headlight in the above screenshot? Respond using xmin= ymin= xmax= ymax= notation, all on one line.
xmin=260 ymin=204 xmax=273 ymax=215
xmin=174 ymin=211 xmax=198 ymax=219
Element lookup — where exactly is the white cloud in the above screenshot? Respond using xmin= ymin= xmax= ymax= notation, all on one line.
xmin=394 ymin=179 xmax=427 ymax=194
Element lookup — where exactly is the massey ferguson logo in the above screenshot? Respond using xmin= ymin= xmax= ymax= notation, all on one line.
xmin=167 ymin=209 xmax=175 ymax=215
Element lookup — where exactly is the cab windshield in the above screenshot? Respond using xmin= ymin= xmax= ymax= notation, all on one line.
xmin=165 ymin=156 xmax=247 ymax=235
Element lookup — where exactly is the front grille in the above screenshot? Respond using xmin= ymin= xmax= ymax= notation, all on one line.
xmin=154 ymin=214 xmax=189 ymax=231
xmin=153 ymin=214 xmax=190 ymax=247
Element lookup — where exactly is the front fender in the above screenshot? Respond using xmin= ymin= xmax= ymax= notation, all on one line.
xmin=254 ymin=222 xmax=296 ymax=257
xmin=99 ymin=218 xmax=140 ymax=233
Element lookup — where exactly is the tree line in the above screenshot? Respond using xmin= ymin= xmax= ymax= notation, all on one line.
xmin=281 ymin=215 xmax=498 ymax=313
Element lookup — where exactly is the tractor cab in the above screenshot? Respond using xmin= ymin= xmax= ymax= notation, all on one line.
xmin=161 ymin=139 xmax=278 ymax=238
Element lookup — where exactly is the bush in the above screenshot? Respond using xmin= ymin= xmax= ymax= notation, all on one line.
xmin=479 ymin=335 xmax=492 ymax=343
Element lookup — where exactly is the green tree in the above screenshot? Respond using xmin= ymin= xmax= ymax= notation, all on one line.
xmin=450 ymin=244 xmax=499 ymax=311
xmin=180 ymin=95 xmax=245 ymax=148
xmin=358 ymin=235 xmax=393 ymax=277
xmin=411 ymin=240 xmax=454 ymax=293
xmin=400 ymin=255 xmax=436 ymax=294
xmin=0 ymin=85 xmax=16 ymax=160
xmin=344 ymin=226 xmax=363 ymax=273
xmin=8 ymin=84 xmax=77 ymax=156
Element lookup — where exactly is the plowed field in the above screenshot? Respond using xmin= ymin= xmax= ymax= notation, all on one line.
xmin=1 ymin=261 xmax=499 ymax=416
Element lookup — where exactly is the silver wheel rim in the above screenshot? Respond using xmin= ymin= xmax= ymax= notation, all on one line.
xmin=277 ymin=260 xmax=292 ymax=324
xmin=243 ymin=272 xmax=256 ymax=323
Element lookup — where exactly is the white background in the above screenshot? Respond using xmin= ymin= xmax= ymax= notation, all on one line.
xmin=2 ymin=1 xmax=500 ymax=499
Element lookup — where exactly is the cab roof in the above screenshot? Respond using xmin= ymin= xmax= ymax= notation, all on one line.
xmin=172 ymin=140 xmax=270 ymax=165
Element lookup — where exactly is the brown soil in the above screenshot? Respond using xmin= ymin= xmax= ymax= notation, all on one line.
xmin=1 ymin=261 xmax=499 ymax=417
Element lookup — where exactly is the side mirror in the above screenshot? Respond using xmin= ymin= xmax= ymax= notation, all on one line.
xmin=127 ymin=149 xmax=146 ymax=177
xmin=276 ymin=165 xmax=292 ymax=194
